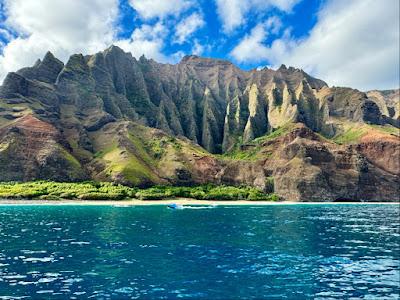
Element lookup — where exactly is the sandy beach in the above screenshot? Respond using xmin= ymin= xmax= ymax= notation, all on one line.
xmin=0 ymin=199 xmax=399 ymax=206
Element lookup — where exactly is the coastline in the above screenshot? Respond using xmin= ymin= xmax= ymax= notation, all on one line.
xmin=0 ymin=198 xmax=399 ymax=206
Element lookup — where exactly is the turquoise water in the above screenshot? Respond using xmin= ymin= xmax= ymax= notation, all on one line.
xmin=0 ymin=204 xmax=399 ymax=299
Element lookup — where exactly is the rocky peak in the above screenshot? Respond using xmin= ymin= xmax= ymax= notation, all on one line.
xmin=0 ymin=72 xmax=28 ymax=98
xmin=1 ymin=46 xmax=398 ymax=156
xmin=104 ymin=45 xmax=128 ymax=58
xmin=180 ymin=55 xmax=199 ymax=63
xmin=278 ymin=64 xmax=287 ymax=71
xmin=139 ymin=54 xmax=148 ymax=63
xmin=64 ymin=54 xmax=89 ymax=74
xmin=16 ymin=51 xmax=64 ymax=84
xmin=42 ymin=51 xmax=62 ymax=65
xmin=180 ymin=55 xmax=233 ymax=68
xmin=367 ymin=89 xmax=400 ymax=124
xmin=33 ymin=59 xmax=42 ymax=67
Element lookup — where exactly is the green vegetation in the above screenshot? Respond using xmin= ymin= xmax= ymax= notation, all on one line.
xmin=135 ymin=185 xmax=278 ymax=201
xmin=145 ymin=136 xmax=185 ymax=159
xmin=145 ymin=136 xmax=171 ymax=159
xmin=58 ymin=145 xmax=82 ymax=169
xmin=97 ymin=143 xmax=157 ymax=185
xmin=0 ymin=181 xmax=136 ymax=200
xmin=221 ymin=145 xmax=261 ymax=160
xmin=333 ymin=128 xmax=366 ymax=144
xmin=253 ymin=124 xmax=295 ymax=144
xmin=93 ymin=142 xmax=118 ymax=159
xmin=221 ymin=124 xmax=294 ymax=160
xmin=331 ymin=123 xmax=399 ymax=145
xmin=127 ymin=133 xmax=157 ymax=167
xmin=0 ymin=181 xmax=278 ymax=201
xmin=369 ymin=124 xmax=400 ymax=136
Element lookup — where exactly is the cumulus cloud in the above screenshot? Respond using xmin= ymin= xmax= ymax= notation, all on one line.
xmin=192 ymin=39 xmax=204 ymax=55
xmin=115 ymin=22 xmax=169 ymax=62
xmin=230 ymin=17 xmax=282 ymax=62
xmin=215 ymin=0 xmax=299 ymax=33
xmin=0 ymin=28 xmax=13 ymax=42
xmin=0 ymin=0 xmax=398 ymax=91
xmin=128 ymin=0 xmax=193 ymax=19
xmin=174 ymin=13 xmax=204 ymax=44
xmin=215 ymin=0 xmax=247 ymax=34
xmin=171 ymin=50 xmax=186 ymax=62
xmin=231 ymin=0 xmax=400 ymax=91
xmin=0 ymin=0 xmax=195 ymax=81
xmin=0 ymin=0 xmax=118 ymax=82
xmin=287 ymin=0 xmax=400 ymax=90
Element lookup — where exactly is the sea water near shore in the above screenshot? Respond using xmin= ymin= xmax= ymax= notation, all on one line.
xmin=1 ymin=199 xmax=399 ymax=205
xmin=0 ymin=204 xmax=399 ymax=299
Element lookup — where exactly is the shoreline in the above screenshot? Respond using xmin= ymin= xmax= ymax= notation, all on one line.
xmin=0 ymin=199 xmax=399 ymax=206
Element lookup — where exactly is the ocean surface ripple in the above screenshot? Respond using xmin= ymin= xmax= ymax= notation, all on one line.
xmin=0 ymin=204 xmax=399 ymax=299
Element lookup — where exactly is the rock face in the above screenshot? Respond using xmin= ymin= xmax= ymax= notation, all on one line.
xmin=0 ymin=115 xmax=85 ymax=181
xmin=0 ymin=45 xmax=399 ymax=201
xmin=3 ymin=46 xmax=394 ymax=153
xmin=367 ymin=89 xmax=400 ymax=127
xmin=270 ymin=124 xmax=399 ymax=202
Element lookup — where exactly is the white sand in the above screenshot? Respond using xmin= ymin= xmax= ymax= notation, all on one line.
xmin=0 ymin=198 xmax=398 ymax=206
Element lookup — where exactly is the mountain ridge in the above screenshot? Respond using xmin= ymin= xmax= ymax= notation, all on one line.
xmin=0 ymin=45 xmax=399 ymax=201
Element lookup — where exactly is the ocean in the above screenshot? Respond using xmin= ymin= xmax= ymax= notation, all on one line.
xmin=0 ymin=204 xmax=399 ymax=299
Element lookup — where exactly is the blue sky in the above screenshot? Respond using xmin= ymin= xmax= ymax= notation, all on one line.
xmin=114 ymin=0 xmax=322 ymax=70
xmin=0 ymin=0 xmax=399 ymax=90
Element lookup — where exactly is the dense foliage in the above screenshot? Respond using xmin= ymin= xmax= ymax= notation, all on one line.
xmin=135 ymin=185 xmax=278 ymax=201
xmin=0 ymin=181 xmax=278 ymax=201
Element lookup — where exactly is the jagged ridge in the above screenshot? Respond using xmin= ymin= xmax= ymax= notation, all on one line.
xmin=0 ymin=46 xmax=399 ymax=201
xmin=2 ymin=46 xmax=397 ymax=153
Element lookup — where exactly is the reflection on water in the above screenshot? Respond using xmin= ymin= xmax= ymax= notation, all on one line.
xmin=0 ymin=204 xmax=399 ymax=299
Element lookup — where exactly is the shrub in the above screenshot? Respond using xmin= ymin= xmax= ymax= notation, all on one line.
xmin=78 ymin=192 xmax=125 ymax=200
xmin=0 ymin=181 xmax=278 ymax=201
xmin=190 ymin=190 xmax=206 ymax=200
xmin=39 ymin=194 xmax=61 ymax=200
xmin=59 ymin=192 xmax=77 ymax=199
xmin=136 ymin=189 xmax=166 ymax=200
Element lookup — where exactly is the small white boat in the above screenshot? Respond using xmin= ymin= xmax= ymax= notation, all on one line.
xmin=167 ymin=203 xmax=216 ymax=210
xmin=167 ymin=203 xmax=184 ymax=210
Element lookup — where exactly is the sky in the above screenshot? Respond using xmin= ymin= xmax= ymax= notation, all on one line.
xmin=0 ymin=0 xmax=399 ymax=91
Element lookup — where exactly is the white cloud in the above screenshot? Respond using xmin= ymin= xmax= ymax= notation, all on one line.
xmin=264 ymin=16 xmax=282 ymax=35
xmin=115 ymin=22 xmax=169 ymax=62
xmin=1 ymin=0 xmax=397 ymax=92
xmin=192 ymin=39 xmax=204 ymax=55
xmin=174 ymin=13 xmax=204 ymax=44
xmin=128 ymin=0 xmax=193 ymax=20
xmin=230 ymin=17 xmax=283 ymax=62
xmin=215 ymin=0 xmax=247 ymax=34
xmin=0 ymin=0 xmax=201 ymax=81
xmin=267 ymin=0 xmax=301 ymax=12
xmin=172 ymin=50 xmax=186 ymax=62
xmin=0 ymin=28 xmax=13 ymax=41
xmin=215 ymin=0 xmax=299 ymax=33
xmin=0 ymin=0 xmax=118 ymax=82
xmin=231 ymin=24 xmax=268 ymax=62
xmin=231 ymin=0 xmax=400 ymax=91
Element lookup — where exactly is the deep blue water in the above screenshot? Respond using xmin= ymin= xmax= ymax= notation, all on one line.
xmin=0 ymin=204 xmax=399 ymax=299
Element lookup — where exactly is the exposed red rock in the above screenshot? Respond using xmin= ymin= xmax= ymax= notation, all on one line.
xmin=0 ymin=114 xmax=85 ymax=181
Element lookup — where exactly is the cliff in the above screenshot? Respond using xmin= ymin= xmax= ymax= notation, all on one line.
xmin=0 ymin=46 xmax=399 ymax=201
